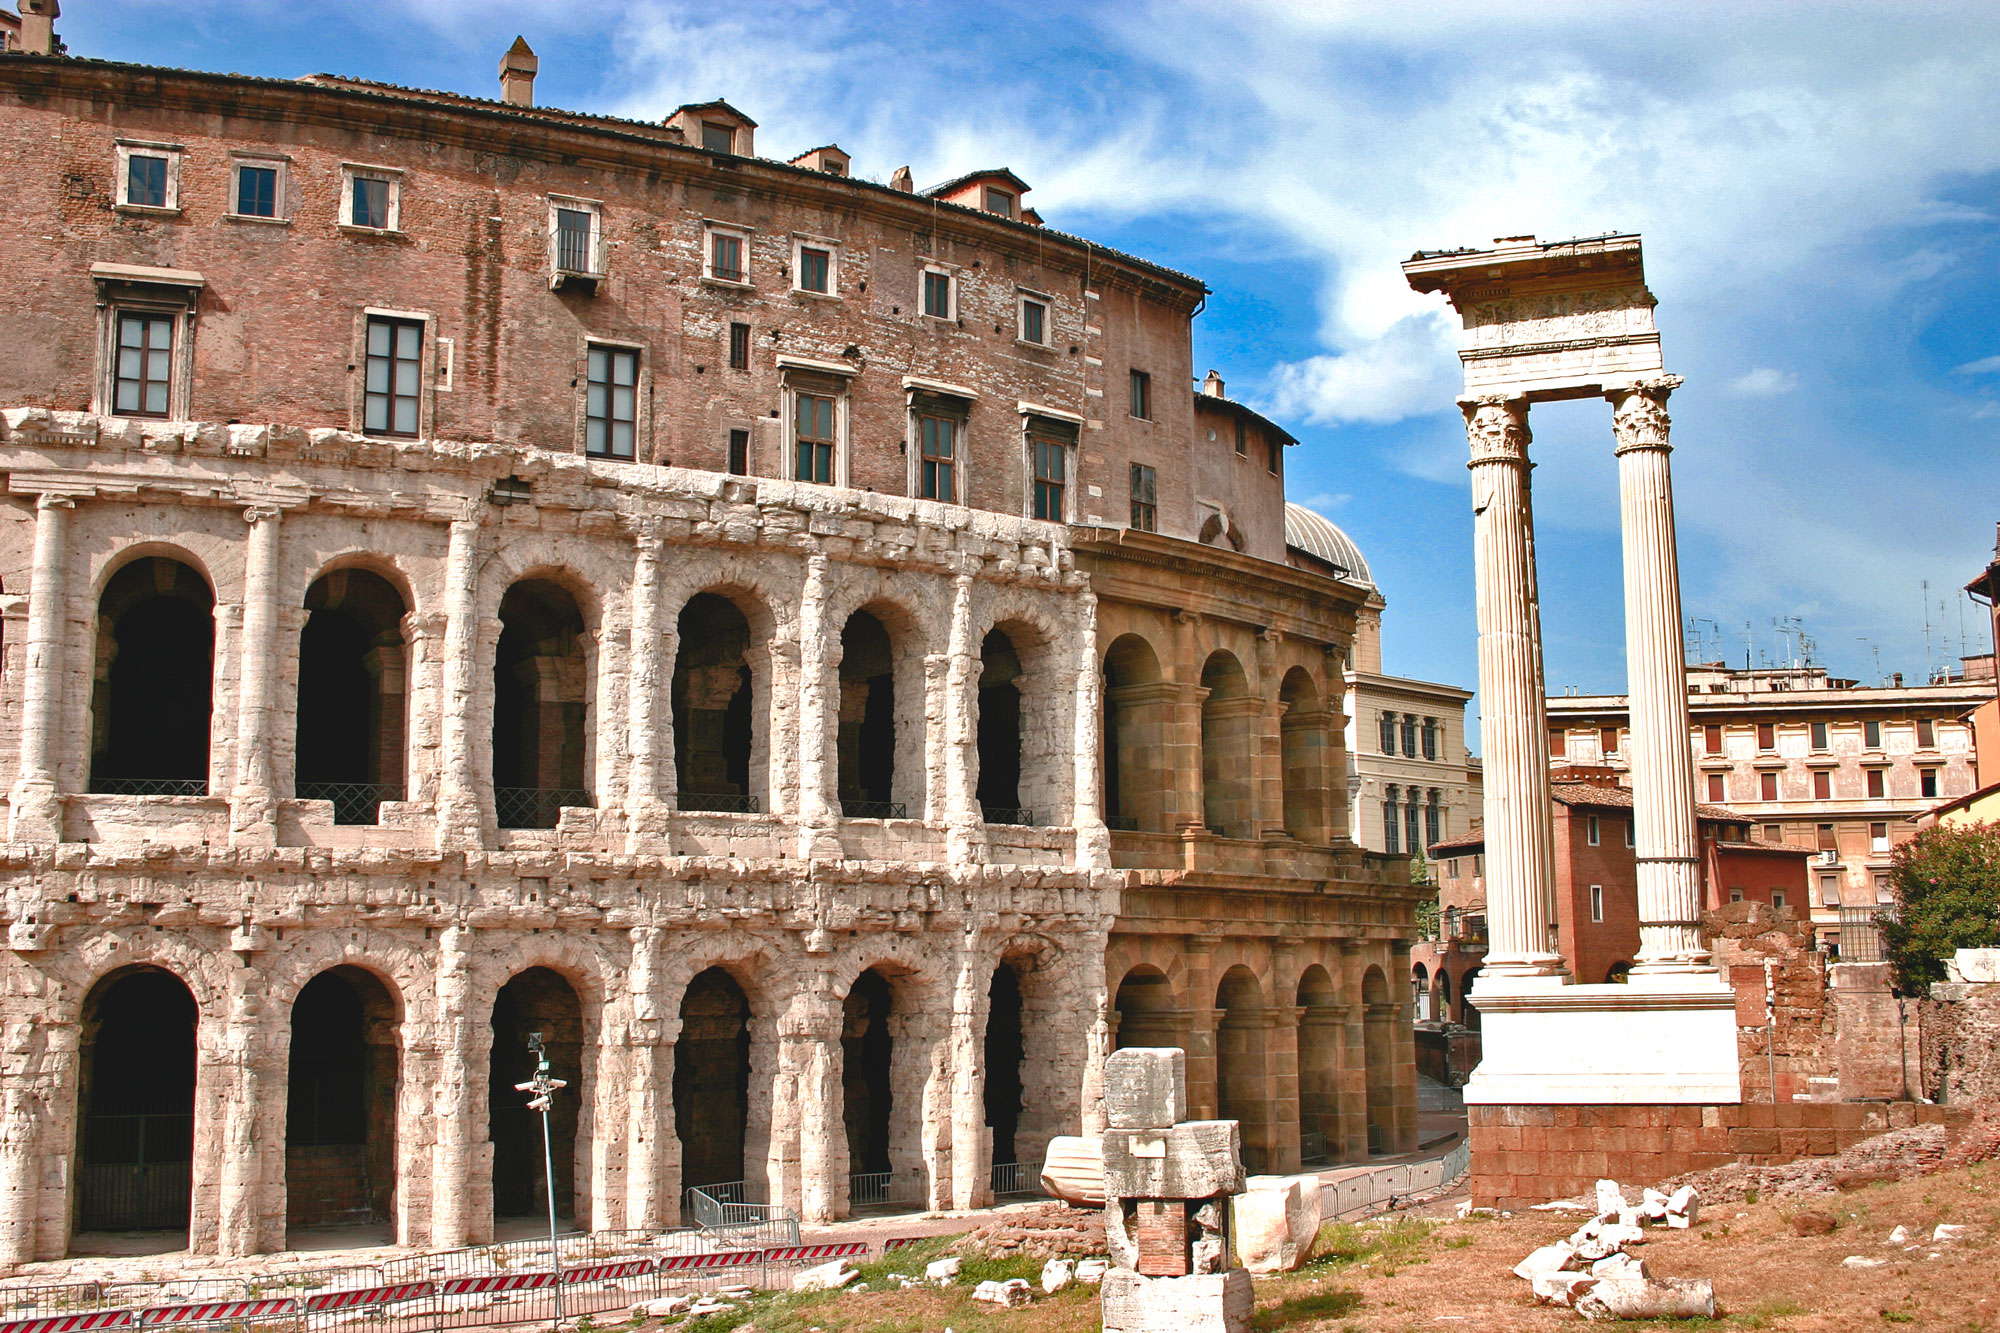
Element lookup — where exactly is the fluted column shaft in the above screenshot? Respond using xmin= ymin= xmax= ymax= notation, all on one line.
xmin=1611 ymin=375 xmax=1710 ymax=972
xmin=230 ymin=505 xmax=283 ymax=840
xmin=1462 ymin=396 xmax=1564 ymax=977
xmin=9 ymin=494 xmax=74 ymax=842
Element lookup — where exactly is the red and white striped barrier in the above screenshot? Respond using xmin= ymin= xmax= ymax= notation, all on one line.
xmin=139 ymin=1300 xmax=297 ymax=1326
xmin=558 ymin=1261 xmax=655 ymax=1286
xmin=654 ymin=1250 xmax=758 ymax=1274
xmin=436 ymin=1272 xmax=555 ymax=1297
xmin=761 ymin=1242 xmax=867 ymax=1265
xmin=880 ymin=1237 xmax=927 ymax=1252
xmin=302 ymin=1283 xmax=436 ymax=1313
xmin=0 ymin=1312 xmax=138 ymax=1333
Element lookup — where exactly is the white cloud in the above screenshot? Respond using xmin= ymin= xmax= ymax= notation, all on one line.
xmin=1955 ymin=355 xmax=2000 ymax=375
xmin=1298 ymin=492 xmax=1353 ymax=512
xmin=1725 ymin=368 xmax=1799 ymax=396
xmin=1263 ymin=314 xmax=1459 ymax=426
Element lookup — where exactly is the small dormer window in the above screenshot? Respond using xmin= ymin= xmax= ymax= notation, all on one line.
xmin=702 ymin=121 xmax=735 ymax=154
xmin=983 ymin=186 xmax=1016 ymax=217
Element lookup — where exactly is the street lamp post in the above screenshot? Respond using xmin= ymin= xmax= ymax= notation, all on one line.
xmin=517 ymin=1031 xmax=568 ymax=1333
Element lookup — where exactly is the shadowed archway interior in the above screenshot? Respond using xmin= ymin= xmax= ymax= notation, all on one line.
xmin=75 ymin=967 xmax=197 ymax=1238
xmin=674 ymin=967 xmax=751 ymax=1193
xmin=285 ymin=966 xmax=399 ymax=1234
xmin=488 ymin=968 xmax=584 ymax=1220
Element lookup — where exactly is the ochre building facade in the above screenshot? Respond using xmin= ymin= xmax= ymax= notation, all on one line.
xmin=0 ymin=33 xmax=1417 ymax=1263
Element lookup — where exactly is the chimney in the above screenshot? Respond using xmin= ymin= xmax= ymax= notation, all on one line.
xmin=498 ymin=36 xmax=538 ymax=107
xmin=889 ymin=165 xmax=913 ymax=193
xmin=1201 ymin=369 xmax=1226 ymax=398
xmin=18 ymin=0 xmax=59 ymax=55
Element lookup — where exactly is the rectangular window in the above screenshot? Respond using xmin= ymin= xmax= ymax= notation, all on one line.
xmin=1772 ymin=890 xmax=1787 ymax=910
xmin=1267 ymin=431 xmax=1282 ymax=476
xmin=1729 ymin=889 xmax=1745 ymax=904
xmin=1866 ymin=768 xmax=1886 ymax=799
xmin=232 ymin=162 xmax=279 ymax=218
xmin=1875 ymin=875 xmax=1894 ymax=903
xmin=124 ymin=152 xmax=170 ymax=208
xmin=1760 ymin=771 xmax=1779 ymax=801
xmin=1916 ymin=718 xmax=1936 ymax=748
xmin=1819 ymin=874 xmax=1840 ymax=906
xmin=1590 ymin=885 xmax=1604 ymax=923
xmin=793 ymin=392 xmax=836 ymax=484
xmin=1811 ymin=720 xmax=1829 ymax=751
xmin=555 ymin=206 xmax=597 ymax=275
xmin=728 ymin=322 xmax=750 ymax=370
xmin=363 ymin=315 xmax=424 ymax=437
xmin=1405 ymin=802 xmax=1422 ymax=854
xmin=1863 ymin=720 xmax=1882 ymax=749
xmin=701 ymin=121 xmax=735 ymax=154
xmin=1706 ymin=772 xmax=1726 ymax=801
xmin=1757 ymin=722 xmax=1776 ymax=751
xmin=918 ymin=413 xmax=957 ymax=503
xmin=1129 ymin=463 xmax=1157 ymax=531
xmin=1920 ymin=768 xmax=1939 ymax=799
xmin=708 ymin=229 xmax=747 ymax=284
xmin=983 ymin=186 xmax=1015 ymax=217
xmin=1813 ymin=769 xmax=1831 ymax=799
xmin=1018 ymin=294 xmax=1048 ymax=345
xmin=1703 ymin=724 xmax=1722 ymax=755
xmin=1382 ymin=800 xmax=1399 ymax=855
xmin=348 ymin=171 xmax=397 ymax=230
xmin=1381 ymin=714 xmax=1396 ymax=754
xmin=1234 ymin=417 xmax=1247 ymax=456
xmin=1599 ymin=726 xmax=1619 ymax=756
xmin=1624 ymin=819 xmax=1635 ymax=848
xmin=585 ymin=344 xmax=638 ymax=459
xmin=1401 ymin=717 xmax=1418 ymax=757
xmin=1550 ymin=728 xmax=1568 ymax=760
xmin=112 ymin=311 xmax=175 ymax=418
xmin=1816 ymin=822 xmax=1837 ymax=852
xmin=795 ymin=243 xmax=832 ymax=294
xmin=1422 ymin=719 xmax=1438 ymax=761
xmin=1030 ymin=434 xmax=1067 ymax=520
xmin=922 ymin=269 xmax=954 ymax=319
xmin=1129 ymin=369 xmax=1152 ymax=420
xmin=1586 ymin=815 xmax=1600 ymax=846
xmin=1764 ymin=823 xmax=1783 ymax=841
xmin=1425 ymin=796 xmax=1441 ymax=847
xmin=727 ymin=427 xmax=750 ymax=476
xmin=1869 ymin=821 xmax=1889 ymax=853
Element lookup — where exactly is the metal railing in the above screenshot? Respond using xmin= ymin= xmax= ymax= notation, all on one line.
xmin=492 ymin=787 xmax=592 ymax=829
xmin=1319 ymin=1139 xmax=1472 ymax=1223
xmin=840 ymin=799 xmax=907 ymax=820
xmin=1835 ymin=906 xmax=1894 ymax=962
xmin=982 ymin=806 xmax=1034 ymax=827
xmin=989 ymin=1161 xmax=1035 ymax=1198
xmin=678 ymin=791 xmax=761 ymax=814
xmin=555 ymin=222 xmax=595 ymax=277
xmin=87 ymin=777 xmax=209 ymax=797
xmin=848 ymin=1170 xmax=922 ymax=1208
xmin=296 ymin=780 xmax=403 ymax=825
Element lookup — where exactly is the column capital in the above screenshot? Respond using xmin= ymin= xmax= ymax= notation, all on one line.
xmin=241 ymin=503 xmax=285 ymax=525
xmin=1608 ymin=374 xmax=1684 ymax=453
xmin=34 ymin=492 xmax=79 ymax=512
xmin=1458 ymin=394 xmax=1532 ymax=467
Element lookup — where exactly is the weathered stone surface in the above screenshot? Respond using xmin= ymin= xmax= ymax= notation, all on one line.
xmin=1100 ymin=1268 xmax=1253 ymax=1333
xmin=1532 ymin=1272 xmax=1598 ymax=1306
xmin=1575 ymin=1276 xmax=1717 ymax=1321
xmin=1666 ymin=1185 xmax=1700 ymax=1229
xmin=1512 ymin=1242 xmax=1578 ymax=1281
xmin=1105 ymin=1048 xmax=1187 ymax=1130
xmin=972 ymin=1278 xmax=1032 ymax=1307
xmin=925 ymin=1256 xmax=963 ymax=1283
xmin=1103 ymin=1122 xmax=1245 ymax=1200
xmin=1230 ymin=1174 xmax=1321 ymax=1273
xmin=1040 ymin=1257 xmax=1075 ymax=1292
xmin=792 ymin=1261 xmax=857 ymax=1291
xmin=1040 ymin=1136 xmax=1106 ymax=1206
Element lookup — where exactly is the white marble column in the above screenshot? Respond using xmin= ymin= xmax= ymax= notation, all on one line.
xmin=9 ymin=493 xmax=74 ymax=843
xmin=1069 ymin=587 xmax=1111 ymax=869
xmin=428 ymin=922 xmax=483 ymax=1247
xmin=940 ymin=562 xmax=985 ymax=863
xmin=793 ymin=547 xmax=842 ymax=859
xmin=436 ymin=514 xmax=484 ymax=846
xmin=230 ymin=504 xmax=283 ymax=843
xmin=1611 ymin=375 xmax=1711 ymax=973
xmin=624 ymin=522 xmax=666 ymax=850
xmin=1461 ymin=395 xmax=1565 ymax=979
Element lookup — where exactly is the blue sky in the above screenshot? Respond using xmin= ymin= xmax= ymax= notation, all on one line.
xmin=60 ymin=0 xmax=2000 ymax=722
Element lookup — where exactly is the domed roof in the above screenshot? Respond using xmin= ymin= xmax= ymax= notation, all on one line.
xmin=1285 ymin=503 xmax=1373 ymax=588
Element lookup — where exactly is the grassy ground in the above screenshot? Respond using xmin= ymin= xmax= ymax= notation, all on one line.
xmin=635 ymin=1161 xmax=1998 ymax=1332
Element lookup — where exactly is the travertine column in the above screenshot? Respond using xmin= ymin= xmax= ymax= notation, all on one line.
xmin=1461 ymin=395 xmax=1564 ymax=978
xmin=8 ymin=494 xmax=74 ymax=842
xmin=946 ymin=937 xmax=993 ymax=1209
xmin=1610 ymin=375 xmax=1711 ymax=973
xmin=623 ymin=926 xmax=670 ymax=1228
xmin=214 ymin=978 xmax=285 ymax=1254
xmin=781 ymin=971 xmax=845 ymax=1223
xmin=429 ymin=923 xmax=482 ymax=1248
xmin=436 ymin=515 xmax=484 ymax=846
xmin=1070 ymin=588 xmax=1111 ymax=868
xmin=624 ymin=523 xmax=666 ymax=848
xmin=794 ymin=548 xmax=842 ymax=859
xmin=940 ymin=563 xmax=985 ymax=863
xmin=230 ymin=505 xmax=283 ymax=843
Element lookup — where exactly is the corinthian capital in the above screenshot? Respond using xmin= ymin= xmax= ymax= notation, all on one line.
xmin=1459 ymin=394 xmax=1531 ymax=463
xmin=1608 ymin=374 xmax=1684 ymax=453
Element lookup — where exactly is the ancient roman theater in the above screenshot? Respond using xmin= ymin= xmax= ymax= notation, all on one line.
xmin=0 ymin=40 xmax=1420 ymax=1262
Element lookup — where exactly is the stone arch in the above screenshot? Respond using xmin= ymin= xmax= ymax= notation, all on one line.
xmin=675 ymin=967 xmax=753 ymax=1197
xmin=89 ymin=554 xmax=214 ymax=794
xmin=672 ymin=585 xmax=774 ymax=813
xmin=1112 ymin=963 xmax=1182 ymax=1050
xmin=492 ymin=576 xmax=593 ymax=828
xmin=1361 ymin=965 xmax=1395 ymax=1154
xmin=297 ymin=566 xmax=410 ymax=823
xmin=284 ymin=965 xmax=400 ymax=1240
xmin=1279 ymin=666 xmax=1331 ymax=842
xmin=1295 ymin=964 xmax=1342 ymax=1165
xmin=834 ymin=600 xmax=926 ymax=817
xmin=1410 ymin=962 xmax=1430 ymax=1021
xmin=1458 ymin=965 xmax=1482 ymax=1028
xmin=486 ymin=962 xmax=598 ymax=1224
xmin=836 ymin=957 xmax=938 ymax=1210
xmin=1199 ymin=650 xmax=1254 ymax=838
xmin=976 ymin=614 xmax=1065 ymax=826
xmin=1101 ymin=633 xmax=1171 ymax=832
xmin=73 ymin=965 xmax=199 ymax=1239
xmin=1435 ymin=970 xmax=1454 ymax=1023
xmin=1216 ymin=965 xmax=1273 ymax=1172
xmin=982 ymin=935 xmax=1073 ymax=1185
xmin=1604 ymin=961 xmax=1633 ymax=985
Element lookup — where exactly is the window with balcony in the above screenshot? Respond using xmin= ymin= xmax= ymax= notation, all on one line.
xmin=552 ymin=201 xmax=601 ymax=280
xmin=706 ymin=226 xmax=750 ymax=284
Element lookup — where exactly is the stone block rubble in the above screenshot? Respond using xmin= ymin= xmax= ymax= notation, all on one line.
xmin=1513 ymin=1178 xmax=1715 ymax=1322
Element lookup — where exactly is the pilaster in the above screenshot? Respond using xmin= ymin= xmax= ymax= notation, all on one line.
xmin=8 ymin=494 xmax=74 ymax=843
xmin=229 ymin=504 xmax=284 ymax=846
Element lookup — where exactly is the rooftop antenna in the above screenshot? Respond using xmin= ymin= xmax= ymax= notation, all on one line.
xmin=1921 ymin=579 xmax=1935 ymax=678
xmin=1773 ymin=615 xmax=1805 ymax=669
xmin=1743 ymin=620 xmax=1755 ymax=672
xmin=1858 ymin=636 xmax=1883 ymax=685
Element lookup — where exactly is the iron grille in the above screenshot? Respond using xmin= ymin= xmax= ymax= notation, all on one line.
xmin=493 ymin=787 xmax=592 ymax=829
xmin=296 ymin=780 xmax=403 ymax=825
xmin=840 ymin=799 xmax=906 ymax=820
xmin=983 ymin=806 xmax=1034 ymax=827
xmin=88 ymin=776 xmax=209 ymax=797
xmin=1836 ymin=907 xmax=1893 ymax=962
xmin=679 ymin=792 xmax=760 ymax=814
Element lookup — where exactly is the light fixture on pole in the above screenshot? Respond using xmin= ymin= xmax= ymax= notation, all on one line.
xmin=517 ymin=1031 xmax=568 ymax=1333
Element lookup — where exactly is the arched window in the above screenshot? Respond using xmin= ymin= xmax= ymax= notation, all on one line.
xmin=676 ymin=968 xmax=752 ymax=1195
xmin=90 ymin=557 xmax=214 ymax=795
xmin=1360 ymin=966 xmax=1395 ymax=1154
xmin=1113 ymin=965 xmax=1179 ymax=1050
xmin=75 ymin=967 xmax=197 ymax=1238
xmin=287 ymin=967 xmax=399 ymax=1240
xmin=1101 ymin=635 xmax=1168 ymax=832
xmin=1215 ymin=966 xmax=1272 ymax=1172
xmin=977 ymin=628 xmax=1027 ymax=824
xmin=297 ymin=568 xmax=408 ymax=824
xmin=836 ymin=610 xmax=899 ymax=817
xmin=1296 ymin=965 xmax=1342 ymax=1164
xmin=1279 ymin=667 xmax=1328 ymax=842
xmin=1199 ymin=651 xmax=1254 ymax=839
xmin=842 ymin=965 xmax=928 ymax=1210
xmin=492 ymin=579 xmax=591 ymax=827
xmin=674 ymin=593 xmax=757 ymax=812
xmin=489 ymin=968 xmax=586 ymax=1221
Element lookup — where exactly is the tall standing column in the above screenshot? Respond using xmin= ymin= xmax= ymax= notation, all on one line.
xmin=794 ymin=547 xmax=842 ymax=860
xmin=1069 ymin=588 xmax=1111 ymax=868
xmin=436 ymin=514 xmax=484 ymax=847
xmin=9 ymin=493 xmax=75 ymax=843
xmin=624 ymin=522 xmax=665 ymax=850
xmin=1462 ymin=395 xmax=1565 ymax=979
xmin=1610 ymin=375 xmax=1711 ymax=973
xmin=940 ymin=562 xmax=985 ymax=863
xmin=230 ymin=505 xmax=283 ymax=844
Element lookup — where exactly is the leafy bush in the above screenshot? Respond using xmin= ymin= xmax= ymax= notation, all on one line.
xmin=1881 ymin=820 xmax=2000 ymax=992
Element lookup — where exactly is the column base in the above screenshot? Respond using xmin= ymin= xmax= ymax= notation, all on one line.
xmin=5 ymin=781 xmax=61 ymax=844
xmin=1463 ymin=976 xmax=1740 ymax=1105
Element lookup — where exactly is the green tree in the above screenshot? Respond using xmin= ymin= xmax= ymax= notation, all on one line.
xmin=1880 ymin=820 xmax=2000 ymax=992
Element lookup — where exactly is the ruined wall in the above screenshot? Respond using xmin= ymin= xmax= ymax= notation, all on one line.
xmin=1920 ymin=980 xmax=2000 ymax=1104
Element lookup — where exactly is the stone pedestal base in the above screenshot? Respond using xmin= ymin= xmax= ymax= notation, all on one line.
xmin=1463 ymin=975 xmax=1741 ymax=1105
xmin=1101 ymin=1268 xmax=1252 ymax=1333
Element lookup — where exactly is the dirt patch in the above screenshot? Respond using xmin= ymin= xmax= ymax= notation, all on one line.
xmin=950 ymin=1202 xmax=1106 ymax=1260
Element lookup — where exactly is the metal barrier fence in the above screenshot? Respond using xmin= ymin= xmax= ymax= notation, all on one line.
xmin=989 ymin=1162 xmax=1035 ymax=1198
xmin=848 ymin=1170 xmax=923 ymax=1208
xmin=1318 ymin=1139 xmax=1471 ymax=1223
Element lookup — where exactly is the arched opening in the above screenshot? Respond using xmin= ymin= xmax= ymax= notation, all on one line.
xmin=1410 ymin=963 xmax=1430 ymax=1021
xmin=297 ymin=569 xmax=409 ymax=824
xmin=1215 ymin=965 xmax=1272 ymax=1173
xmin=674 ymin=593 xmax=756 ymax=812
xmin=1605 ymin=961 xmax=1633 ymax=985
xmin=976 ymin=627 xmax=1026 ymax=823
xmin=1296 ymin=965 xmax=1342 ymax=1166
xmin=492 ymin=579 xmax=590 ymax=828
xmin=1459 ymin=966 xmax=1482 ymax=1029
xmin=674 ymin=967 xmax=751 ymax=1197
xmin=74 ymin=967 xmax=197 ymax=1239
xmin=1199 ymin=651 xmax=1255 ymax=839
xmin=836 ymin=610 xmax=898 ymax=817
xmin=90 ymin=557 xmax=213 ymax=794
xmin=1279 ymin=667 xmax=1329 ymax=842
xmin=286 ymin=967 xmax=399 ymax=1239
xmin=983 ymin=962 xmax=1025 ymax=1176
xmin=1112 ymin=965 xmax=1180 ymax=1050
xmin=1101 ymin=634 xmax=1169 ymax=832
xmin=489 ymin=968 xmax=585 ymax=1223
xmin=1435 ymin=971 xmax=1454 ymax=1024
xmin=841 ymin=966 xmax=926 ymax=1209
xmin=1361 ymin=966 xmax=1396 ymax=1155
